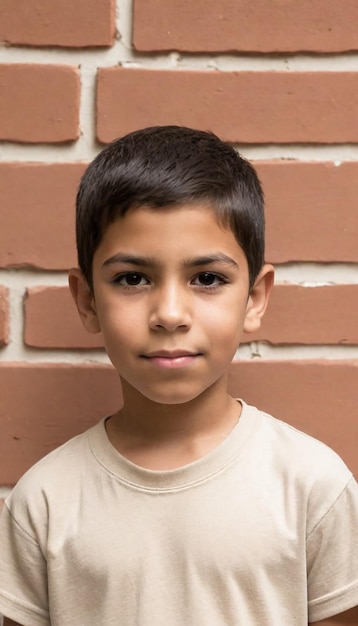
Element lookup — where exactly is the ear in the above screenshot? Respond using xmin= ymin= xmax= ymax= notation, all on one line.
xmin=243 ymin=264 xmax=274 ymax=334
xmin=68 ymin=268 xmax=101 ymax=334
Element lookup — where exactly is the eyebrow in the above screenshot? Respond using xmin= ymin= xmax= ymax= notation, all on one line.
xmin=184 ymin=253 xmax=239 ymax=269
xmin=102 ymin=252 xmax=239 ymax=269
xmin=103 ymin=253 xmax=154 ymax=268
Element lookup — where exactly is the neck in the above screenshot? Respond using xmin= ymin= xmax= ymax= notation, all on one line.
xmin=105 ymin=380 xmax=241 ymax=470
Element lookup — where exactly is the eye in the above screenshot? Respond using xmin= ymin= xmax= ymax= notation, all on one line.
xmin=192 ymin=272 xmax=226 ymax=288
xmin=113 ymin=272 xmax=149 ymax=287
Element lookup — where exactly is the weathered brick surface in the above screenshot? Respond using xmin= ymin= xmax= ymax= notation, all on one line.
xmin=0 ymin=64 xmax=80 ymax=143
xmin=1 ymin=361 xmax=357 ymax=485
xmin=97 ymin=68 xmax=358 ymax=144
xmin=24 ymin=284 xmax=358 ymax=349
xmin=0 ymin=286 xmax=9 ymax=346
xmin=1 ymin=161 xmax=357 ymax=270
xmin=24 ymin=286 xmax=104 ymax=349
xmin=245 ymin=285 xmax=358 ymax=345
xmin=258 ymin=161 xmax=358 ymax=263
xmin=133 ymin=0 xmax=358 ymax=53
xmin=0 ymin=163 xmax=85 ymax=270
xmin=0 ymin=0 xmax=115 ymax=48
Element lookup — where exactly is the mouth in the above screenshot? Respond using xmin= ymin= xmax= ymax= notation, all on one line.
xmin=141 ymin=350 xmax=202 ymax=369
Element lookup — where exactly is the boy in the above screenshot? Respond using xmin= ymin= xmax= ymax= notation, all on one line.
xmin=0 ymin=126 xmax=357 ymax=626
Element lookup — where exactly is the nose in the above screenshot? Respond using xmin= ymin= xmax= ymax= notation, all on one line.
xmin=149 ymin=282 xmax=192 ymax=331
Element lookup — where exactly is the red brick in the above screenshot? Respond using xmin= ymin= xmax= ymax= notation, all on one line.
xmin=257 ymin=161 xmax=358 ymax=263
xmin=0 ymin=163 xmax=85 ymax=270
xmin=24 ymin=286 xmax=104 ymax=349
xmin=24 ymin=284 xmax=358 ymax=349
xmin=0 ymin=363 xmax=121 ymax=484
xmin=0 ymin=361 xmax=357 ymax=485
xmin=133 ymin=0 xmax=358 ymax=53
xmin=96 ymin=68 xmax=358 ymax=144
xmin=243 ymin=285 xmax=358 ymax=345
xmin=0 ymin=0 xmax=115 ymax=48
xmin=0 ymin=285 xmax=9 ymax=346
xmin=0 ymin=65 xmax=80 ymax=143
xmin=1 ymin=161 xmax=357 ymax=269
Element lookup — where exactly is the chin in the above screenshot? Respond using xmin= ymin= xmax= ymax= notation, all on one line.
xmin=139 ymin=386 xmax=206 ymax=406
xmin=146 ymin=394 xmax=199 ymax=406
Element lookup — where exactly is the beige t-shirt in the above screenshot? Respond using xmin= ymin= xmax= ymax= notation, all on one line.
xmin=0 ymin=402 xmax=357 ymax=625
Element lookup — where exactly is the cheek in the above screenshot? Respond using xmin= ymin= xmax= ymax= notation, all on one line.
xmin=96 ymin=295 xmax=141 ymax=328
xmin=201 ymin=299 xmax=247 ymax=330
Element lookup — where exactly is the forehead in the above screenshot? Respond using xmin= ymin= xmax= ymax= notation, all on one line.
xmin=98 ymin=203 xmax=239 ymax=251
xmin=93 ymin=203 xmax=249 ymax=280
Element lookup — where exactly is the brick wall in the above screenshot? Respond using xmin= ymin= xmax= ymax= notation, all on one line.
xmin=1 ymin=0 xmax=358 ymax=510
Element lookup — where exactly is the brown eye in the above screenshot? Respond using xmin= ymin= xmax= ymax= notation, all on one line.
xmin=193 ymin=272 xmax=226 ymax=288
xmin=124 ymin=273 xmax=143 ymax=285
xmin=113 ymin=273 xmax=148 ymax=287
xmin=198 ymin=272 xmax=217 ymax=286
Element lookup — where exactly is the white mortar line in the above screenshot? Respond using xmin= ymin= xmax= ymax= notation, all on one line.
xmin=235 ymin=344 xmax=358 ymax=361
xmin=2 ymin=143 xmax=358 ymax=163
xmin=2 ymin=43 xmax=358 ymax=70
xmin=0 ymin=347 xmax=111 ymax=363
xmin=0 ymin=270 xmax=70 ymax=287
xmin=272 ymin=264 xmax=358 ymax=284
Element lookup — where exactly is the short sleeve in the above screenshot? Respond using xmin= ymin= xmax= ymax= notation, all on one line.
xmin=307 ymin=476 xmax=358 ymax=622
xmin=0 ymin=503 xmax=50 ymax=626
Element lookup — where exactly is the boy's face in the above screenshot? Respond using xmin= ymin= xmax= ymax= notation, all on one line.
xmin=70 ymin=203 xmax=273 ymax=406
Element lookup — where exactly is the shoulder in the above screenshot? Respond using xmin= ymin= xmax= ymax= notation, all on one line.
xmin=248 ymin=402 xmax=352 ymax=477
xmin=242 ymin=402 xmax=355 ymax=526
xmin=12 ymin=425 xmax=94 ymax=485
xmin=5 ymin=420 xmax=105 ymax=530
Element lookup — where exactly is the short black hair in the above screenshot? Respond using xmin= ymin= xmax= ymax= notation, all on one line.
xmin=76 ymin=126 xmax=265 ymax=290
